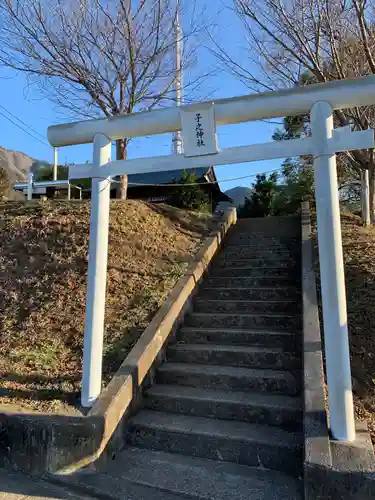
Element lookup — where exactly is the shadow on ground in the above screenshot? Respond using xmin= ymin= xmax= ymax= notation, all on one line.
xmin=147 ymin=203 xmax=213 ymax=238
xmin=0 ymin=468 xmax=90 ymax=500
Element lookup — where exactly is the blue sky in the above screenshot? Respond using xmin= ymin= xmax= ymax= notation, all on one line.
xmin=0 ymin=1 xmax=283 ymax=192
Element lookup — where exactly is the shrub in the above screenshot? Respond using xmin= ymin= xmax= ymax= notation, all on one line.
xmin=168 ymin=170 xmax=211 ymax=212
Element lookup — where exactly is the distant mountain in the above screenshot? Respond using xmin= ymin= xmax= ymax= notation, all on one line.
xmin=0 ymin=146 xmax=52 ymax=200
xmin=225 ymin=186 xmax=252 ymax=208
xmin=0 ymin=146 xmax=36 ymax=182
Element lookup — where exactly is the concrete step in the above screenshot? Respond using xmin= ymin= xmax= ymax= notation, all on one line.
xmin=227 ymin=228 xmax=299 ymax=237
xmin=223 ymin=243 xmax=300 ymax=253
xmin=214 ymin=256 xmax=299 ymax=268
xmin=86 ymin=447 xmax=303 ymax=500
xmin=186 ymin=312 xmax=301 ymax=331
xmin=224 ymin=234 xmax=300 ymax=246
xmin=0 ymin=469 xmax=94 ymax=500
xmin=178 ymin=327 xmax=299 ymax=351
xmin=236 ymin=215 xmax=300 ymax=227
xmin=145 ymin=385 xmax=302 ymax=430
xmin=194 ymin=298 xmax=299 ymax=314
xmin=200 ymin=286 xmax=300 ymax=301
xmin=156 ymin=363 xmax=301 ymax=395
xmin=204 ymin=276 xmax=300 ymax=288
xmin=236 ymin=214 xmax=299 ymax=223
xmin=167 ymin=343 xmax=300 ymax=370
xmin=229 ymin=225 xmax=298 ymax=233
xmin=210 ymin=266 xmax=299 ymax=278
xmin=126 ymin=410 xmax=303 ymax=476
xmin=227 ymin=224 xmax=299 ymax=235
xmin=220 ymin=247 xmax=299 ymax=259
xmin=220 ymin=241 xmax=300 ymax=252
xmin=51 ymin=471 xmax=189 ymax=500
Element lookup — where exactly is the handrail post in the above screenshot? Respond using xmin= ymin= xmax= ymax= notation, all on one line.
xmin=53 ymin=147 xmax=58 ymax=181
xmin=27 ymin=172 xmax=33 ymax=201
xmin=81 ymin=134 xmax=112 ymax=407
xmin=311 ymin=101 xmax=355 ymax=441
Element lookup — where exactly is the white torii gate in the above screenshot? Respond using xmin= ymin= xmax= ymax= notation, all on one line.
xmin=48 ymin=75 xmax=375 ymax=442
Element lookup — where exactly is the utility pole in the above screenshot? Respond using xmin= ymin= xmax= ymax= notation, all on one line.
xmin=172 ymin=0 xmax=183 ymax=155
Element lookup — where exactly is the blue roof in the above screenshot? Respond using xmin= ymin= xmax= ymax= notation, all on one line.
xmin=128 ymin=167 xmax=209 ymax=186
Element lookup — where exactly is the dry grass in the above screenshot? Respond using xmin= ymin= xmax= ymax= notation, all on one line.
xmin=0 ymin=200 xmax=212 ymax=415
xmin=312 ymin=211 xmax=375 ymax=445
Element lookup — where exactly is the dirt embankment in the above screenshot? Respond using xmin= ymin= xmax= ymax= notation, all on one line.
xmin=314 ymin=212 xmax=375 ymax=445
xmin=0 ymin=200 xmax=212 ymax=414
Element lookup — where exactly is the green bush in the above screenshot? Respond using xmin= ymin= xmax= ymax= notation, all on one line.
xmin=33 ymin=161 xmax=69 ymax=181
xmin=238 ymin=164 xmax=314 ymax=218
xmin=168 ymin=170 xmax=211 ymax=212
xmin=238 ymin=173 xmax=278 ymax=218
xmin=272 ymin=160 xmax=314 ymax=215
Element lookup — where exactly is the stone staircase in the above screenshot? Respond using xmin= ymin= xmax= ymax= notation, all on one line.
xmin=65 ymin=215 xmax=304 ymax=499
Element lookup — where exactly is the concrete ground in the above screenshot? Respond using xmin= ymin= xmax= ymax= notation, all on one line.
xmin=0 ymin=468 xmax=92 ymax=500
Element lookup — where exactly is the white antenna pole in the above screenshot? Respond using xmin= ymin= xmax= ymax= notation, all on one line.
xmin=172 ymin=0 xmax=183 ymax=155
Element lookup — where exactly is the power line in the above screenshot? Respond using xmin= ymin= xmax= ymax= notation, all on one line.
xmin=91 ymin=165 xmax=288 ymax=187
xmin=0 ymin=108 xmax=50 ymax=148
xmin=0 ymin=103 xmax=47 ymax=141
xmin=126 ymin=166 xmax=287 ymax=186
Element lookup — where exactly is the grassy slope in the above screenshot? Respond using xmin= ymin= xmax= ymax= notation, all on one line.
xmin=0 ymin=200 xmax=212 ymax=414
xmin=340 ymin=213 xmax=375 ymax=444
xmin=314 ymin=212 xmax=375 ymax=445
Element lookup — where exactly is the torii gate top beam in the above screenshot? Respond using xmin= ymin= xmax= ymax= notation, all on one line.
xmin=47 ymin=74 xmax=375 ymax=147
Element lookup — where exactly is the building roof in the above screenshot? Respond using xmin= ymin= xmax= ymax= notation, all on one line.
xmin=125 ymin=166 xmax=231 ymax=203
xmin=128 ymin=167 xmax=209 ymax=186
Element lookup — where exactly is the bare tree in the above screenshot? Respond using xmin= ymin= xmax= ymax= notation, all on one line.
xmin=213 ymin=0 xmax=375 ymax=218
xmin=0 ymin=0 xmax=203 ymax=198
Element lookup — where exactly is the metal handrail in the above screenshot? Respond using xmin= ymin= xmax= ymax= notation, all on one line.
xmin=13 ymin=174 xmax=82 ymax=200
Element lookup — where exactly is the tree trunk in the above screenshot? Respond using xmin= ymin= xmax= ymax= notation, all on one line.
xmin=361 ymin=170 xmax=371 ymax=227
xmin=361 ymin=170 xmax=365 ymax=223
xmin=369 ymin=149 xmax=375 ymax=223
xmin=116 ymin=138 xmax=128 ymax=200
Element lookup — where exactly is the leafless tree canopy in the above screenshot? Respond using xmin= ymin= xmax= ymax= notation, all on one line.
xmin=229 ymin=0 xmax=375 ymax=133
xmin=212 ymin=0 xmax=375 ymax=215
xmin=222 ymin=0 xmax=375 ymax=92
xmin=0 ymin=0 xmax=190 ymax=118
xmin=0 ymin=0 xmax=204 ymax=197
